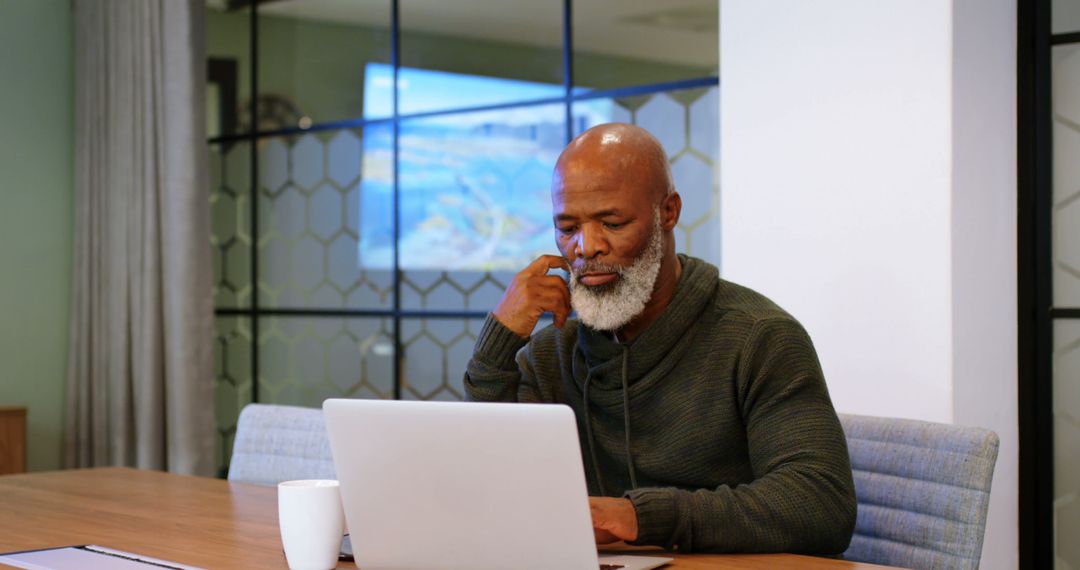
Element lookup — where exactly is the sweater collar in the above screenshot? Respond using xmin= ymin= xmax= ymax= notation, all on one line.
xmin=575 ymin=254 xmax=718 ymax=389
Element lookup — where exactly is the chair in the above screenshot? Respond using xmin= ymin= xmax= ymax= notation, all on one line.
xmin=839 ymin=414 xmax=999 ymax=570
xmin=227 ymin=403 xmax=336 ymax=485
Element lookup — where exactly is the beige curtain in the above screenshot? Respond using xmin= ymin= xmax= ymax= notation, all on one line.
xmin=65 ymin=0 xmax=214 ymax=476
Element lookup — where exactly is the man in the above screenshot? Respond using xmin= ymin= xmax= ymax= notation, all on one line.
xmin=464 ymin=123 xmax=856 ymax=554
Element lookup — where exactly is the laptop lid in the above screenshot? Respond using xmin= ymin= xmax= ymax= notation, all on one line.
xmin=323 ymin=399 xmax=599 ymax=570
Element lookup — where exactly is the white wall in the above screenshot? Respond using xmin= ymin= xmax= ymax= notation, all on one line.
xmin=950 ymin=0 xmax=1018 ymax=567
xmin=719 ymin=1 xmax=1018 ymax=568
xmin=719 ymin=0 xmax=955 ymax=422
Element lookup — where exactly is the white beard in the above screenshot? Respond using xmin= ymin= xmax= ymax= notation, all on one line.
xmin=569 ymin=212 xmax=664 ymax=332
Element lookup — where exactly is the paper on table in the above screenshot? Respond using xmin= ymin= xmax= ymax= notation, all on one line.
xmin=597 ymin=554 xmax=673 ymax=570
xmin=0 ymin=545 xmax=205 ymax=570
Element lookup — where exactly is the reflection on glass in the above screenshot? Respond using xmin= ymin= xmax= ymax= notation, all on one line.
xmin=210 ymin=142 xmax=252 ymax=308
xmin=256 ymin=0 xmax=393 ymax=126
xmin=401 ymin=318 xmax=484 ymax=401
xmin=381 ymin=104 xmax=565 ymax=271
xmin=400 ymin=0 xmax=563 ymax=113
xmin=256 ymin=131 xmax=394 ymax=310
xmin=1053 ymin=36 xmax=1080 ymax=570
xmin=1054 ymin=0 xmax=1080 ymax=35
xmin=1054 ymin=45 xmax=1080 ymax=307
xmin=258 ymin=316 xmax=395 ymax=408
xmin=399 ymin=269 xmax=514 ymax=312
xmin=573 ymin=87 xmax=720 ymax=267
xmin=365 ymin=63 xmax=562 ymax=117
xmin=206 ymin=5 xmax=251 ymax=138
xmin=214 ymin=316 xmax=252 ymax=475
xmin=1054 ymin=320 xmax=1080 ymax=568
xmin=573 ymin=0 xmax=717 ymax=91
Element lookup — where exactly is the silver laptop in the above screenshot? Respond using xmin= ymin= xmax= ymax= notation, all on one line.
xmin=323 ymin=399 xmax=672 ymax=570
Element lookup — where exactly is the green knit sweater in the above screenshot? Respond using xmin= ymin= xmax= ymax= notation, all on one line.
xmin=464 ymin=255 xmax=856 ymax=554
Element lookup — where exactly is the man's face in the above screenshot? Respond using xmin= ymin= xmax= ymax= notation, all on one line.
xmin=551 ymin=159 xmax=660 ymax=283
xmin=551 ymin=154 xmax=666 ymax=331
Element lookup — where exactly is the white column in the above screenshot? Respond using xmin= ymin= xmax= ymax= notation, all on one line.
xmin=950 ymin=0 xmax=1018 ymax=568
xmin=719 ymin=0 xmax=955 ymax=421
xmin=719 ymin=1 xmax=1017 ymax=567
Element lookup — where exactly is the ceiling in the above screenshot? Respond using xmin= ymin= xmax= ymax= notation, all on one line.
xmin=211 ymin=0 xmax=718 ymax=68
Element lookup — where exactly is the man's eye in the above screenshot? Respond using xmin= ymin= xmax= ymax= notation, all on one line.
xmin=603 ymin=221 xmax=626 ymax=229
xmin=557 ymin=226 xmax=576 ymax=236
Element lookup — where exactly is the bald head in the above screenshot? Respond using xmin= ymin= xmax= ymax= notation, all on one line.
xmin=550 ymin=123 xmax=684 ymax=340
xmin=553 ymin=123 xmax=674 ymax=204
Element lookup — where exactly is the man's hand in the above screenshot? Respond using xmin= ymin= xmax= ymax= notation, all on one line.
xmin=589 ymin=497 xmax=639 ymax=545
xmin=491 ymin=254 xmax=572 ymax=338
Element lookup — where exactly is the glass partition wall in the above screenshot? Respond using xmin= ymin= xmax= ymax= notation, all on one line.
xmin=1022 ymin=0 xmax=1080 ymax=566
xmin=206 ymin=0 xmax=719 ymax=474
xmin=1053 ymin=0 xmax=1080 ymax=565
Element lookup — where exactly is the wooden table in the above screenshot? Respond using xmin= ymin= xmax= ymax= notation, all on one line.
xmin=0 ymin=468 xmax=898 ymax=569
xmin=0 ymin=407 xmax=27 ymax=474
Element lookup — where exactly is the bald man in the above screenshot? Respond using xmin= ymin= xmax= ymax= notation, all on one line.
xmin=464 ymin=123 xmax=856 ymax=554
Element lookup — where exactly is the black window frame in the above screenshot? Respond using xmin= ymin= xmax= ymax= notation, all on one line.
xmin=206 ymin=0 xmax=720 ymax=466
xmin=1018 ymin=0 xmax=1080 ymax=566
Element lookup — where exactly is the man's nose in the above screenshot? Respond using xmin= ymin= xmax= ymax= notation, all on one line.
xmin=574 ymin=224 xmax=607 ymax=260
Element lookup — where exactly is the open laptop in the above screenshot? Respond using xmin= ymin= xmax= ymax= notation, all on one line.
xmin=323 ymin=399 xmax=672 ymax=570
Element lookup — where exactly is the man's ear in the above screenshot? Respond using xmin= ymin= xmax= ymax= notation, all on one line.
xmin=661 ymin=192 xmax=682 ymax=231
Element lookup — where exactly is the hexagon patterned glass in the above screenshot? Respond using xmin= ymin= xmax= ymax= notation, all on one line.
xmin=210 ymin=142 xmax=253 ymax=309
xmin=1054 ymin=42 xmax=1080 ymax=570
xmin=1055 ymin=44 xmax=1080 ymax=308
xmin=212 ymin=316 xmax=252 ymax=476
xmin=258 ymin=317 xmax=396 ymax=406
xmin=256 ymin=130 xmax=395 ymax=310
xmin=1056 ymin=321 xmax=1080 ymax=570
xmin=208 ymin=87 xmax=721 ymax=475
xmin=400 ymin=318 xmax=485 ymax=402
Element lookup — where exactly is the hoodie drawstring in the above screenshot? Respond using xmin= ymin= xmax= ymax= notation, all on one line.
xmin=582 ymin=369 xmax=608 ymax=496
xmin=581 ymin=344 xmax=639 ymax=495
xmin=621 ymin=345 xmax=638 ymax=490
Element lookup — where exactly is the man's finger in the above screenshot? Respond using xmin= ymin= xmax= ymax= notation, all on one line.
xmin=552 ymin=300 xmax=571 ymax=329
xmin=531 ymin=296 xmax=569 ymax=330
xmin=536 ymin=284 xmax=571 ymax=312
xmin=537 ymin=292 xmax=571 ymax=322
xmin=538 ymin=274 xmax=571 ymax=293
xmin=594 ymin=528 xmax=620 ymax=545
xmin=525 ymin=254 xmax=571 ymax=276
xmin=552 ymin=284 xmax=571 ymax=328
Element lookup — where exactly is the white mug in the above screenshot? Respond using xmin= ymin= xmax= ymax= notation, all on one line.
xmin=278 ymin=479 xmax=346 ymax=570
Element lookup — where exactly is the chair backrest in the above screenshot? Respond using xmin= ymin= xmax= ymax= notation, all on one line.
xmin=227 ymin=403 xmax=336 ymax=485
xmin=839 ymin=413 xmax=999 ymax=570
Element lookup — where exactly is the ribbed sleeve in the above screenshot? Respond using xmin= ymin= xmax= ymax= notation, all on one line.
xmin=472 ymin=313 xmax=529 ymax=370
xmin=463 ymin=314 xmax=531 ymax=403
xmin=625 ymin=488 xmax=677 ymax=546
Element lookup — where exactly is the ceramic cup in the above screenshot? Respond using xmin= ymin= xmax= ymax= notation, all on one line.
xmin=278 ymin=479 xmax=346 ymax=570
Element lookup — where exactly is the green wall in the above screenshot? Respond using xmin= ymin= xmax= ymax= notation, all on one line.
xmin=0 ymin=0 xmax=73 ymax=472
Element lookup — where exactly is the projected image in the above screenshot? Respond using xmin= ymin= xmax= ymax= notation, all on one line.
xmin=358 ymin=63 xmax=615 ymax=271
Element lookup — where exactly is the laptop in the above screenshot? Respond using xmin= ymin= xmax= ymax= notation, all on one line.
xmin=323 ymin=399 xmax=672 ymax=570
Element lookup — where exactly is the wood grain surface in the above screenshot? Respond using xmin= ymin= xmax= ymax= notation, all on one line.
xmin=0 ymin=468 xmax=901 ymax=569
xmin=0 ymin=407 xmax=26 ymax=475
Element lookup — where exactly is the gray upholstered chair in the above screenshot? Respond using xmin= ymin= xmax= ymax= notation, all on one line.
xmin=227 ymin=403 xmax=336 ymax=485
xmin=839 ymin=413 xmax=999 ymax=570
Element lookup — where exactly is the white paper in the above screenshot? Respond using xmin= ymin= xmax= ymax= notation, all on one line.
xmin=0 ymin=545 xmax=204 ymax=570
